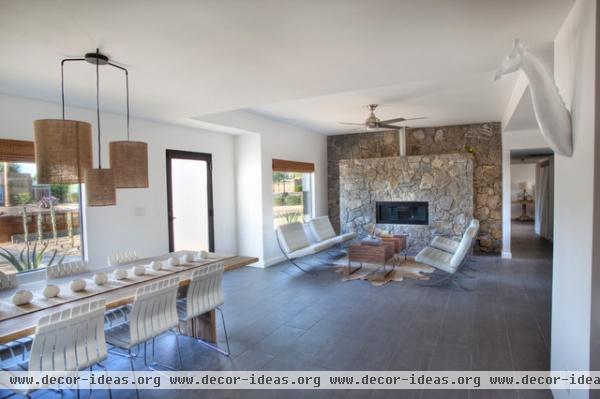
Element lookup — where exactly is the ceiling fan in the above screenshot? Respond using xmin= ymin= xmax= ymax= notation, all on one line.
xmin=339 ymin=104 xmax=425 ymax=132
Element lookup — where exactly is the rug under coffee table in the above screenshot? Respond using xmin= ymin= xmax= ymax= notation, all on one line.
xmin=347 ymin=241 xmax=395 ymax=276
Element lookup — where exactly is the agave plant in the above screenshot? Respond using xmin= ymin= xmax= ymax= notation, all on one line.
xmin=282 ymin=211 xmax=301 ymax=224
xmin=0 ymin=241 xmax=64 ymax=273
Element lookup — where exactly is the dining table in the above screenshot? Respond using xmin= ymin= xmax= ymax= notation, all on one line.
xmin=0 ymin=251 xmax=258 ymax=345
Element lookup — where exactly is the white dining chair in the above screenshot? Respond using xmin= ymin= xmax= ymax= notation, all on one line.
xmin=3 ymin=299 xmax=110 ymax=399
xmin=104 ymin=277 xmax=182 ymax=373
xmin=177 ymin=262 xmax=231 ymax=357
xmin=107 ymin=251 xmax=138 ymax=266
xmin=45 ymin=260 xmax=89 ymax=279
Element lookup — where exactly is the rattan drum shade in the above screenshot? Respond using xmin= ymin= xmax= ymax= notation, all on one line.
xmin=109 ymin=141 xmax=148 ymax=188
xmin=34 ymin=119 xmax=93 ymax=184
xmin=85 ymin=168 xmax=116 ymax=206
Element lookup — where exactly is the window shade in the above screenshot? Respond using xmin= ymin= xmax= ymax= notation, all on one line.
xmin=272 ymin=159 xmax=315 ymax=173
xmin=0 ymin=139 xmax=35 ymax=163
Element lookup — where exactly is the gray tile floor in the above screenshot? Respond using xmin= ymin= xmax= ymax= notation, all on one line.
xmin=14 ymin=224 xmax=553 ymax=399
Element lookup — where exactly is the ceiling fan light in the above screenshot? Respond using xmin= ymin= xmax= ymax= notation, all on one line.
xmin=85 ymin=168 xmax=116 ymax=207
xmin=34 ymin=119 xmax=93 ymax=184
xmin=109 ymin=141 xmax=148 ymax=188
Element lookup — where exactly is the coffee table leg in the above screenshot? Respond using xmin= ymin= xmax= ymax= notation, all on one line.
xmin=383 ymin=260 xmax=395 ymax=278
xmin=348 ymin=259 xmax=362 ymax=275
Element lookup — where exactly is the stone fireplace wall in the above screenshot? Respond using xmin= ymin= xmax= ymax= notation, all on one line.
xmin=327 ymin=122 xmax=502 ymax=253
xmin=339 ymin=153 xmax=474 ymax=255
xmin=327 ymin=131 xmax=400 ymax=233
xmin=405 ymin=123 xmax=502 ymax=252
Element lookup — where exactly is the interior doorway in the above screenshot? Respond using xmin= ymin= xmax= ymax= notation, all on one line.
xmin=166 ymin=150 xmax=214 ymax=253
xmin=510 ymin=148 xmax=554 ymax=259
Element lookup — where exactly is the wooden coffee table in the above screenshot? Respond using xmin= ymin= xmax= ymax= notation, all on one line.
xmin=378 ymin=234 xmax=408 ymax=260
xmin=347 ymin=241 xmax=395 ymax=277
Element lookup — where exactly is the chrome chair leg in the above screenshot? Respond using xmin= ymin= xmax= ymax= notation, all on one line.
xmin=174 ymin=333 xmax=184 ymax=369
xmin=127 ymin=349 xmax=140 ymax=399
xmin=143 ymin=332 xmax=182 ymax=371
xmin=183 ymin=308 xmax=231 ymax=357
xmin=217 ymin=307 xmax=231 ymax=356
xmin=94 ymin=363 xmax=113 ymax=399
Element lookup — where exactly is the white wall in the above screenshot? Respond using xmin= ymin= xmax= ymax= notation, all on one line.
xmin=510 ymin=163 xmax=536 ymax=218
xmin=259 ymin=126 xmax=327 ymax=266
xmin=207 ymin=110 xmax=327 ymax=267
xmin=552 ymin=1 xmax=597 ymax=397
xmin=501 ymin=128 xmax=549 ymax=257
xmin=0 ymin=94 xmax=238 ymax=268
xmin=234 ymin=133 xmax=264 ymax=264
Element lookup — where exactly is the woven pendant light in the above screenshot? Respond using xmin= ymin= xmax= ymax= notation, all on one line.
xmin=109 ymin=141 xmax=148 ymax=188
xmin=85 ymin=168 xmax=116 ymax=206
xmin=109 ymin=68 xmax=149 ymax=188
xmin=34 ymin=58 xmax=94 ymax=184
xmin=86 ymin=49 xmax=116 ymax=207
xmin=34 ymin=119 xmax=93 ymax=184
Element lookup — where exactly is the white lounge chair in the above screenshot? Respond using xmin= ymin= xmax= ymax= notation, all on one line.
xmin=430 ymin=219 xmax=480 ymax=254
xmin=276 ymin=222 xmax=336 ymax=273
xmin=307 ymin=216 xmax=356 ymax=246
xmin=415 ymin=222 xmax=479 ymax=290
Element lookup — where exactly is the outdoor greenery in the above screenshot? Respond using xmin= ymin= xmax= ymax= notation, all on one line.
xmin=0 ymin=241 xmax=64 ymax=273
xmin=51 ymin=184 xmax=71 ymax=203
xmin=13 ymin=192 xmax=32 ymax=205
xmin=0 ymin=163 xmax=21 ymax=173
xmin=272 ymin=192 xmax=302 ymax=206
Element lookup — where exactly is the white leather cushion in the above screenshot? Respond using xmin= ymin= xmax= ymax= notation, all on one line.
xmin=338 ymin=231 xmax=357 ymax=243
xmin=415 ymin=246 xmax=455 ymax=274
xmin=287 ymin=240 xmax=335 ymax=259
xmin=430 ymin=236 xmax=460 ymax=253
xmin=277 ymin=222 xmax=311 ymax=253
xmin=308 ymin=217 xmax=337 ymax=241
xmin=468 ymin=219 xmax=480 ymax=236
xmin=450 ymin=233 xmax=473 ymax=268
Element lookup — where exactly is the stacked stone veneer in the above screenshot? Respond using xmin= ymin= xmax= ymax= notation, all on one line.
xmin=328 ymin=122 xmax=502 ymax=253
xmin=327 ymin=131 xmax=400 ymax=233
xmin=339 ymin=153 xmax=474 ymax=255
xmin=406 ymin=123 xmax=502 ymax=253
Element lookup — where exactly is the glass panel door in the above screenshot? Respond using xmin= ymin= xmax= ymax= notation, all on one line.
xmin=166 ymin=150 xmax=214 ymax=252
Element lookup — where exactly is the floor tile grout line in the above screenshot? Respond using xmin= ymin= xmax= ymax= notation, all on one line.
xmin=418 ymin=288 xmax=452 ymax=399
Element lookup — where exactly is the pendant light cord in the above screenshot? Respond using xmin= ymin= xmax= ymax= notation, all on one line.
xmin=95 ymin=49 xmax=102 ymax=169
xmin=59 ymin=53 xmax=130 ymax=144
xmin=126 ymin=70 xmax=130 ymax=141
xmin=60 ymin=58 xmax=85 ymax=120
xmin=108 ymin=62 xmax=131 ymax=141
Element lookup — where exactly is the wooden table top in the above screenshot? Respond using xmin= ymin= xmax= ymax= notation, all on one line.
xmin=0 ymin=253 xmax=258 ymax=344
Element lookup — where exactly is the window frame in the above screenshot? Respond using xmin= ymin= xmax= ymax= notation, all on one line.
xmin=0 ymin=139 xmax=86 ymax=277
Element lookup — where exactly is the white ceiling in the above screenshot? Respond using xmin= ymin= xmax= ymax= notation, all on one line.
xmin=250 ymin=71 xmax=518 ymax=134
xmin=0 ymin=0 xmax=573 ymax=133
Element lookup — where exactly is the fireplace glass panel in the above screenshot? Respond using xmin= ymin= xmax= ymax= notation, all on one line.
xmin=376 ymin=201 xmax=429 ymax=225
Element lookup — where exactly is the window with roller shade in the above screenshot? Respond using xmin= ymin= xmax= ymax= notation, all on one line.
xmin=272 ymin=159 xmax=315 ymax=228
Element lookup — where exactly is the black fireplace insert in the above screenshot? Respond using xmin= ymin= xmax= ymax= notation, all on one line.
xmin=376 ymin=201 xmax=429 ymax=225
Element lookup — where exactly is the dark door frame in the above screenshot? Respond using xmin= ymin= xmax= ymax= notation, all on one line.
xmin=166 ymin=149 xmax=215 ymax=253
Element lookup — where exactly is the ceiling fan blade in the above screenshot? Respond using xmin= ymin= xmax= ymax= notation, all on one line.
xmin=381 ymin=116 xmax=427 ymax=124
xmin=339 ymin=122 xmax=365 ymax=126
xmin=380 ymin=117 xmax=406 ymax=124
xmin=378 ymin=124 xmax=402 ymax=130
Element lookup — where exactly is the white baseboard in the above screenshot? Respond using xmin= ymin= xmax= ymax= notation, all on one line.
xmin=501 ymin=251 xmax=512 ymax=259
xmin=263 ymin=255 xmax=287 ymax=268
